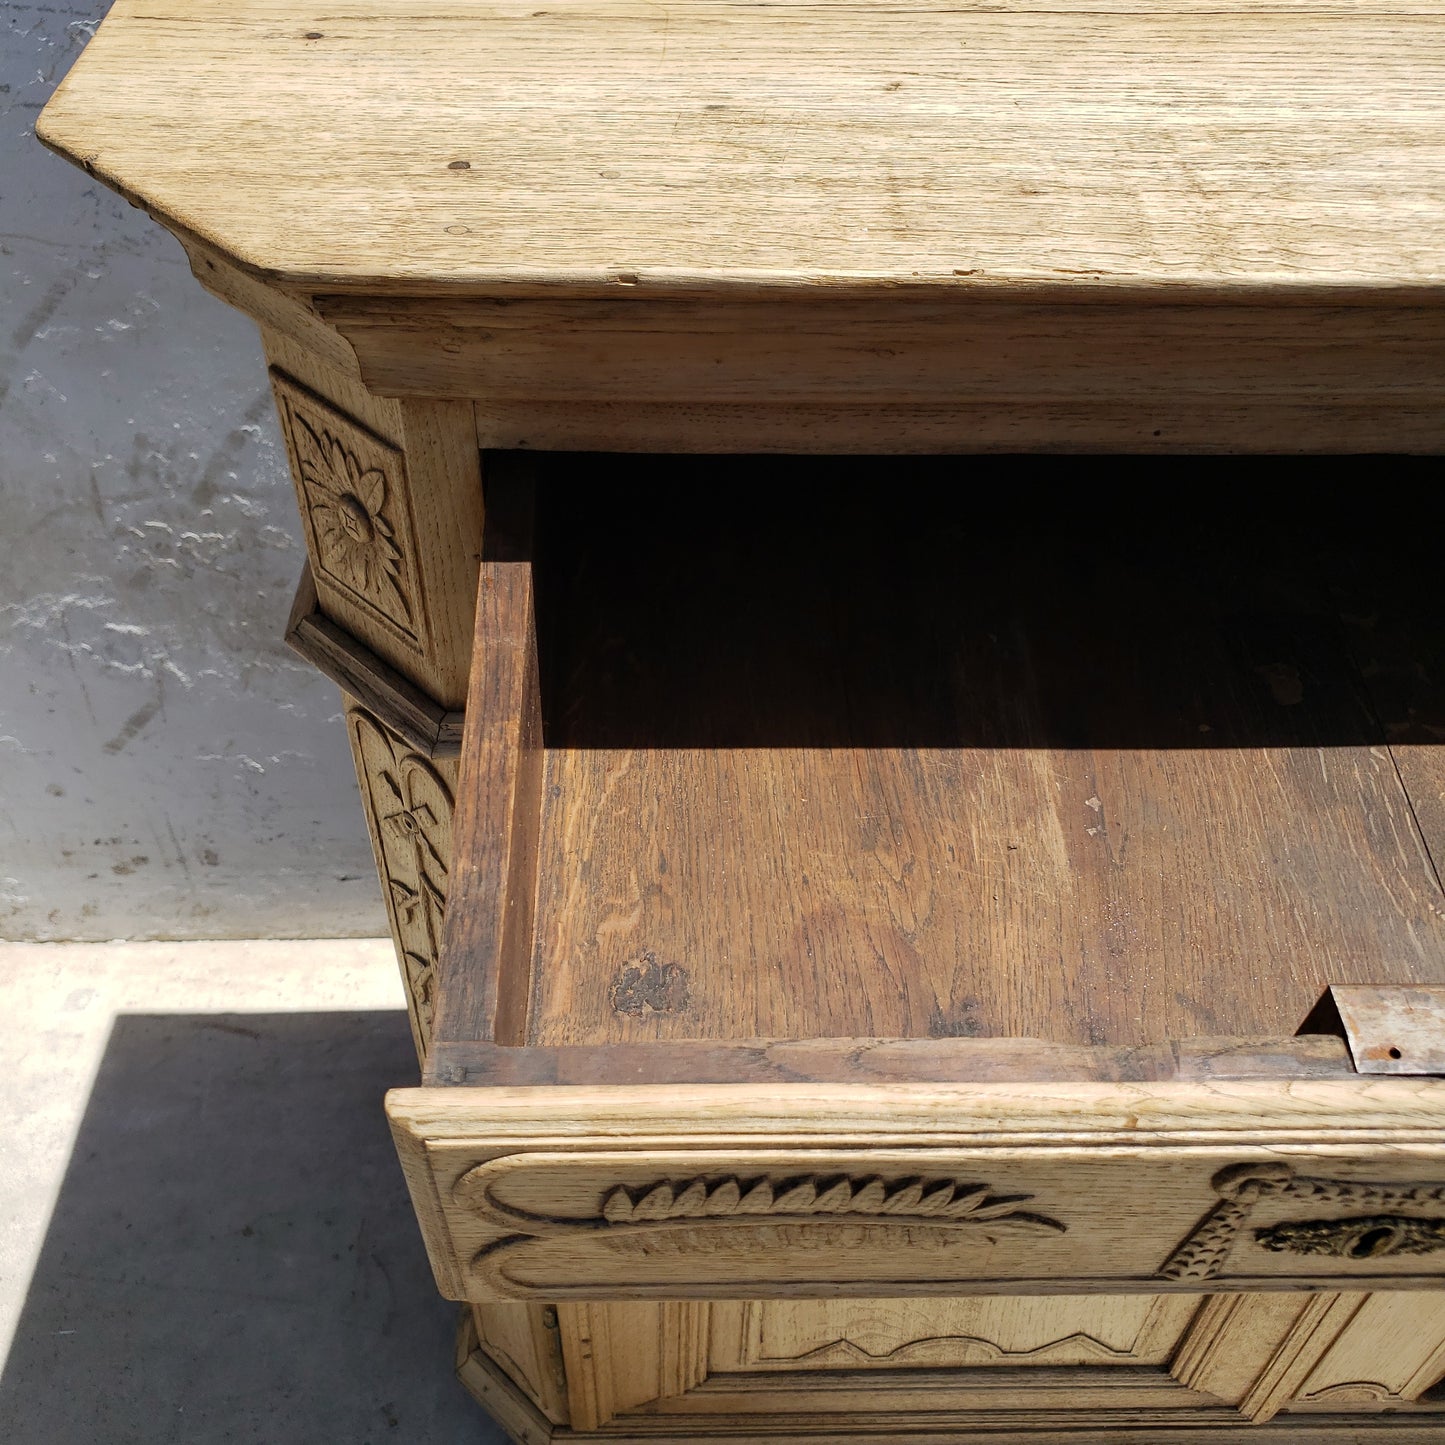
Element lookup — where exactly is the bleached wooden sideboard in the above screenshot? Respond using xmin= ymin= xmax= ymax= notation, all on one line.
xmin=37 ymin=0 xmax=1445 ymax=1438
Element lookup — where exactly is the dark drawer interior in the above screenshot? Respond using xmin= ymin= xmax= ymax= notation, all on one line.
xmin=444 ymin=458 xmax=1445 ymax=1056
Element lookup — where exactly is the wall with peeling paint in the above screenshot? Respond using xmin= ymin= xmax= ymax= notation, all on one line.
xmin=1 ymin=2 xmax=388 ymax=939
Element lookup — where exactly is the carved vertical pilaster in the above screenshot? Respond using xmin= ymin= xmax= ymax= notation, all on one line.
xmin=260 ymin=329 xmax=483 ymax=1062
xmin=346 ymin=701 xmax=458 ymax=1059
xmin=264 ymin=336 xmax=484 ymax=711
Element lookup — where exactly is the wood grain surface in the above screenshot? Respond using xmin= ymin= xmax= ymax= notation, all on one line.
xmin=322 ymin=296 xmax=1445 ymax=401
xmin=324 ymin=297 xmax=1445 ymax=451
xmin=465 ymin=398 xmax=1445 ymax=456
xmin=421 ymin=1035 xmax=1358 ymax=1087
xmin=1292 ymin=1291 xmax=1445 ymax=1408
xmin=474 ymin=472 xmax=1445 ymax=1050
xmin=707 ymin=1294 xmax=1200 ymax=1370
xmin=470 ymin=1302 xmax=571 ymax=1425
xmin=36 ymin=0 xmax=1445 ymax=296
xmin=286 ymin=562 xmax=465 ymax=758
xmin=261 ymin=333 xmax=484 ymax=708
xmin=386 ymin=1076 xmax=1445 ymax=1301
xmin=562 ymin=1297 xmax=1211 ymax=1428
xmin=559 ymin=1292 xmax=1415 ymax=1427
xmin=433 ymin=462 xmax=543 ymax=1048
xmin=456 ymin=1320 xmax=1445 ymax=1441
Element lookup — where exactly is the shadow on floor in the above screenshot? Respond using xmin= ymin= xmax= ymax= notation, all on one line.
xmin=0 ymin=1011 xmax=502 ymax=1444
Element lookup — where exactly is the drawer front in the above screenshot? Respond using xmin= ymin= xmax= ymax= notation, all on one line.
xmin=388 ymin=1079 xmax=1445 ymax=1303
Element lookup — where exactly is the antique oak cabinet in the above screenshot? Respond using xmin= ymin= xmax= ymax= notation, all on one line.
xmin=37 ymin=0 xmax=1445 ymax=1438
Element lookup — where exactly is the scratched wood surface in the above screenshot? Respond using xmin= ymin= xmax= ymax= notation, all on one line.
xmin=36 ymin=0 xmax=1445 ymax=296
xmin=506 ymin=467 xmax=1445 ymax=1049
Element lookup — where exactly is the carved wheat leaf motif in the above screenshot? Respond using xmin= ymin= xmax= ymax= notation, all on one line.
xmin=456 ymin=1166 xmax=1065 ymax=1286
xmin=457 ymin=1167 xmax=1064 ymax=1272
xmin=598 ymin=1175 xmax=1050 ymax=1229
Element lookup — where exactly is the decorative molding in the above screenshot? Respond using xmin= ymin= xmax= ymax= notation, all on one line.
xmin=454 ymin=1170 xmax=1065 ymax=1283
xmin=758 ymin=1329 xmax=1138 ymax=1368
xmin=732 ymin=1291 xmax=1200 ymax=1375
xmin=1299 ymin=1380 xmax=1402 ymax=1405
xmin=561 ymin=1301 xmax=709 ymax=1429
xmin=348 ymin=705 xmax=455 ymax=1051
xmin=272 ymin=371 xmax=429 ymax=654
xmin=474 ymin=1337 xmax=544 ymax=1407
xmin=286 ymin=563 xmax=463 ymax=759
xmin=1161 ymin=1162 xmax=1445 ymax=1280
xmin=455 ymin=1313 xmax=559 ymax=1445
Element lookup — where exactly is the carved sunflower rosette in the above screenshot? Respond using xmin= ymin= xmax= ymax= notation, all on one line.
xmin=272 ymin=371 xmax=430 ymax=655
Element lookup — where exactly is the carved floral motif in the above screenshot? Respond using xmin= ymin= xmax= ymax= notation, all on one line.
xmin=300 ymin=420 xmax=409 ymax=615
xmin=272 ymin=372 xmax=427 ymax=652
xmin=349 ymin=705 xmax=454 ymax=1052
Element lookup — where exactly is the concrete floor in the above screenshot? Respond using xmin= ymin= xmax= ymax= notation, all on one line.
xmin=0 ymin=940 xmax=506 ymax=1444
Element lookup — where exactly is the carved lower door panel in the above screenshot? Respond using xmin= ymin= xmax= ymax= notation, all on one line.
xmin=1284 ymin=1292 xmax=1445 ymax=1413
xmin=557 ymin=1294 xmax=1207 ymax=1431
xmin=553 ymin=1292 xmax=1445 ymax=1434
xmin=710 ymin=1294 xmax=1200 ymax=1373
xmin=469 ymin=1301 xmax=570 ymax=1426
xmin=691 ymin=1294 xmax=1215 ymax=1421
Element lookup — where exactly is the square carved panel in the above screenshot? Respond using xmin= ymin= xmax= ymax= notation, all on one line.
xmin=272 ymin=371 xmax=429 ymax=655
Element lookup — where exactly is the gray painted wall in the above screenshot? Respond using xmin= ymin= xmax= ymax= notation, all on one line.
xmin=1 ymin=1 xmax=388 ymax=939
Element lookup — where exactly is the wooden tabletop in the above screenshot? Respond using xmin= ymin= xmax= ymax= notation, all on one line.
xmin=37 ymin=0 xmax=1445 ymax=299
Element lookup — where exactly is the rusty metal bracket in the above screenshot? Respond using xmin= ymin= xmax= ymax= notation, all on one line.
xmin=1298 ymin=985 xmax=1445 ymax=1076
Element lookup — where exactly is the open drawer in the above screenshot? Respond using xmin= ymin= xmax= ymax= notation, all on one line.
xmin=386 ymin=462 xmax=1445 ymax=1429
